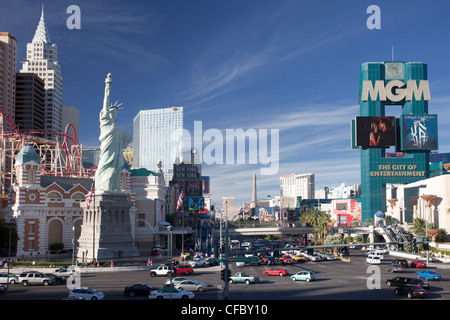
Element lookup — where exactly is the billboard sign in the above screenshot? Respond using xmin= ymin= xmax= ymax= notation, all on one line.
xmin=187 ymin=197 xmax=204 ymax=211
xmin=255 ymin=207 xmax=277 ymax=221
xmin=355 ymin=116 xmax=396 ymax=147
xmin=185 ymin=180 xmax=202 ymax=197
xmin=401 ymin=114 xmax=438 ymax=150
xmin=202 ymin=176 xmax=210 ymax=194
xmin=173 ymin=163 xmax=200 ymax=180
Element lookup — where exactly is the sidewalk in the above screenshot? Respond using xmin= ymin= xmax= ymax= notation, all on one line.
xmin=3 ymin=264 xmax=149 ymax=274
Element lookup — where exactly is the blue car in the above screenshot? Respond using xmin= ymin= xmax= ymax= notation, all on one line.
xmin=417 ymin=270 xmax=441 ymax=281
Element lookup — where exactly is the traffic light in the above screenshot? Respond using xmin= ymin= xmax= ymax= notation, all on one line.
xmin=341 ymin=246 xmax=349 ymax=255
xmin=302 ymin=234 xmax=307 ymax=246
xmin=423 ymin=237 xmax=430 ymax=250
xmin=221 ymin=268 xmax=231 ymax=282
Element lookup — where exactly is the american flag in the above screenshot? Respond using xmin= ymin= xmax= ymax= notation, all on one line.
xmin=86 ymin=181 xmax=94 ymax=209
xmin=176 ymin=191 xmax=184 ymax=211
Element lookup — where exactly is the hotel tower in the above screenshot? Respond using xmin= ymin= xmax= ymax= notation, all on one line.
xmin=19 ymin=6 xmax=63 ymax=140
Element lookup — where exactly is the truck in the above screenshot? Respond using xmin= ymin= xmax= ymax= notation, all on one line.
xmin=234 ymin=256 xmax=261 ymax=266
xmin=229 ymin=272 xmax=259 ymax=285
xmin=149 ymin=265 xmax=173 ymax=277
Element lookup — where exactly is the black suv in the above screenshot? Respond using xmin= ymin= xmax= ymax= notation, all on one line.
xmin=386 ymin=276 xmax=430 ymax=289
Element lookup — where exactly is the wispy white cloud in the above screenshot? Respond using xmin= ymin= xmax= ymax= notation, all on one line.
xmin=177 ymin=7 xmax=359 ymax=112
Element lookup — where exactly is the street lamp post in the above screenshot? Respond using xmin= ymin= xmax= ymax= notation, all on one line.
xmin=136 ymin=218 xmax=159 ymax=253
xmin=224 ymin=201 xmax=229 ymax=300
xmin=6 ymin=222 xmax=12 ymax=293
xmin=166 ymin=224 xmax=174 ymax=300
xmin=72 ymin=226 xmax=75 ymax=266
xmin=64 ymin=217 xmax=76 ymax=266
xmin=420 ymin=195 xmax=437 ymax=266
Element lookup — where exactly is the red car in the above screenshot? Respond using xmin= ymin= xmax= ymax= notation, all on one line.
xmin=281 ymin=255 xmax=293 ymax=264
xmin=173 ymin=264 xmax=194 ymax=275
xmin=410 ymin=260 xmax=427 ymax=268
xmin=263 ymin=267 xmax=288 ymax=276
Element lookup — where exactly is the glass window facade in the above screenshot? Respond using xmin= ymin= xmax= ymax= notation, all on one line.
xmin=133 ymin=107 xmax=183 ymax=184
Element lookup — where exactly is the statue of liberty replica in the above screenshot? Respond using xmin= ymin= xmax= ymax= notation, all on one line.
xmin=95 ymin=73 xmax=124 ymax=193
xmin=77 ymin=73 xmax=139 ymax=263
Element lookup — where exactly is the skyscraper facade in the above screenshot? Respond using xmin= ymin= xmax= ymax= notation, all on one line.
xmin=0 ymin=32 xmax=17 ymax=132
xmin=19 ymin=7 xmax=63 ymax=140
xmin=133 ymin=107 xmax=183 ymax=184
xmin=280 ymin=173 xmax=315 ymax=209
xmin=15 ymin=73 xmax=45 ymax=131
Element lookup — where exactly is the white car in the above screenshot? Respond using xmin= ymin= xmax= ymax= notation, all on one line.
xmin=308 ymin=254 xmax=323 ymax=262
xmin=149 ymin=287 xmax=195 ymax=299
xmin=322 ymin=254 xmax=336 ymax=261
xmin=188 ymin=258 xmax=206 ymax=268
xmin=165 ymin=276 xmax=192 ymax=286
xmin=0 ymin=273 xmax=18 ymax=284
xmin=175 ymin=279 xmax=207 ymax=292
xmin=69 ymin=287 xmax=105 ymax=300
xmin=366 ymin=256 xmax=381 ymax=264
xmin=368 ymin=253 xmax=384 ymax=260
xmin=53 ymin=267 xmax=77 ymax=278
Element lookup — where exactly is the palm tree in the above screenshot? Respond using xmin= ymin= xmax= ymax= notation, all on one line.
xmin=302 ymin=208 xmax=331 ymax=243
xmin=408 ymin=218 xmax=426 ymax=236
xmin=302 ymin=208 xmax=322 ymax=227
xmin=385 ymin=215 xmax=393 ymax=226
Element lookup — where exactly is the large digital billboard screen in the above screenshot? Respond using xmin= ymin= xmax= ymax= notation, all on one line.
xmin=187 ymin=197 xmax=204 ymax=211
xmin=355 ymin=116 xmax=396 ymax=147
xmin=185 ymin=180 xmax=202 ymax=197
xmin=401 ymin=114 xmax=438 ymax=150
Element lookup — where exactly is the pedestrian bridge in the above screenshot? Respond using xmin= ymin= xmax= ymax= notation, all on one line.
xmin=213 ymin=225 xmax=374 ymax=236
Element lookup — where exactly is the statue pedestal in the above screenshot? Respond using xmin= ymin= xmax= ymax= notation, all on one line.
xmin=77 ymin=192 xmax=139 ymax=263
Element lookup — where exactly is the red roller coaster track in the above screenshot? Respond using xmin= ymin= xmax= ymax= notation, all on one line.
xmin=0 ymin=108 xmax=93 ymax=177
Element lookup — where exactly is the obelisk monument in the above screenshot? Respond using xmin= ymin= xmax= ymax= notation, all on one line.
xmin=77 ymin=74 xmax=139 ymax=263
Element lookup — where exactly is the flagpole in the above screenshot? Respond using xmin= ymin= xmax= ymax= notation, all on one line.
xmin=92 ymin=178 xmax=96 ymax=264
xmin=181 ymin=188 xmax=185 ymax=260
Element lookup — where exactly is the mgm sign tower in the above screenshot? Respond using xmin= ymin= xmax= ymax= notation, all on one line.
xmin=352 ymin=61 xmax=438 ymax=222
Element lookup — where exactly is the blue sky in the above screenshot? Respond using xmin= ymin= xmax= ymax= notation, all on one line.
xmin=3 ymin=0 xmax=450 ymax=206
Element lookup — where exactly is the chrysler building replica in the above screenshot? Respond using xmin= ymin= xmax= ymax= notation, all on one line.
xmin=20 ymin=6 xmax=63 ymax=140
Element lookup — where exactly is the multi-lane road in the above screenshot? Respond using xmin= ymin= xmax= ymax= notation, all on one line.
xmin=3 ymin=249 xmax=450 ymax=301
